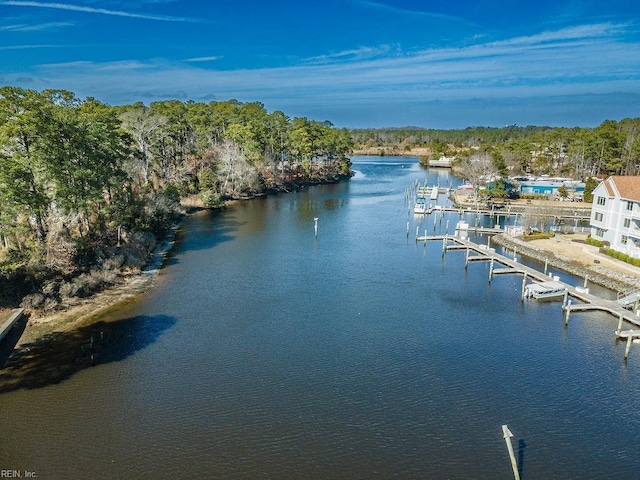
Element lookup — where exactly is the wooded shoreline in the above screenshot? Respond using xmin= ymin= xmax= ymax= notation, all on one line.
xmin=0 ymin=88 xmax=355 ymax=315
xmin=10 ymin=172 xmax=353 ymax=348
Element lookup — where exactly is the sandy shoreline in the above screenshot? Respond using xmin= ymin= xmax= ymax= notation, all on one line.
xmin=15 ymin=225 xmax=180 ymax=347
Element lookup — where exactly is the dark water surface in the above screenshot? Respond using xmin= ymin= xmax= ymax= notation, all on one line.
xmin=1 ymin=157 xmax=639 ymax=479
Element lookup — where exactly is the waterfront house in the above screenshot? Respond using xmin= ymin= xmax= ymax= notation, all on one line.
xmin=589 ymin=176 xmax=640 ymax=258
xmin=514 ymin=176 xmax=585 ymax=199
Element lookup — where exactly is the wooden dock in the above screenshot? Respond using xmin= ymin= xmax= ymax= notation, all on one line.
xmin=416 ymin=204 xmax=591 ymax=223
xmin=0 ymin=309 xmax=24 ymax=343
xmin=417 ymin=233 xmax=640 ymax=358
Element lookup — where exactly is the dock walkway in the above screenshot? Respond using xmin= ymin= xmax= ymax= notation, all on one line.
xmin=417 ymin=234 xmax=640 ymax=341
xmin=418 ymin=205 xmax=591 ymax=222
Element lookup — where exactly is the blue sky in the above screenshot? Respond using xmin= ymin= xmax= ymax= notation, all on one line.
xmin=1 ymin=0 xmax=639 ymax=128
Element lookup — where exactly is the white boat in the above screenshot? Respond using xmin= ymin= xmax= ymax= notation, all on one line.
xmin=455 ymin=220 xmax=469 ymax=230
xmin=414 ymin=197 xmax=428 ymax=214
xmin=456 ymin=220 xmax=469 ymax=239
xmin=524 ymin=280 xmax=566 ymax=300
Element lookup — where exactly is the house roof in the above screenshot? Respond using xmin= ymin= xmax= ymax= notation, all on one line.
xmin=603 ymin=177 xmax=616 ymax=197
xmin=605 ymin=176 xmax=640 ymax=201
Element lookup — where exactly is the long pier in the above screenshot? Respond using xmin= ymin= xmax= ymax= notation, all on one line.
xmin=417 ymin=234 xmax=640 ymax=359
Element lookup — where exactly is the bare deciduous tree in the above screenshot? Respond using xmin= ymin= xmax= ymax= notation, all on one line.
xmin=120 ymin=107 xmax=168 ymax=184
xmin=535 ymin=204 xmax=559 ymax=233
xmin=214 ymin=140 xmax=260 ymax=197
xmin=521 ymin=204 xmax=560 ymax=234
xmin=458 ymin=151 xmax=496 ymax=207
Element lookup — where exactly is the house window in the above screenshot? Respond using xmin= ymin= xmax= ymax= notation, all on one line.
xmin=597 ymin=196 xmax=606 ymax=206
xmin=624 ymin=218 xmax=631 ymax=228
xmin=627 ymin=201 xmax=634 ymax=211
xmin=594 ymin=212 xmax=603 ymax=222
xmin=621 ymin=235 xmax=628 ymax=244
xmin=595 ymin=228 xmax=605 ymax=237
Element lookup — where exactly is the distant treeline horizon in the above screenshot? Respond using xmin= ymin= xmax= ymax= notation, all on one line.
xmin=349 ymin=119 xmax=640 ymax=179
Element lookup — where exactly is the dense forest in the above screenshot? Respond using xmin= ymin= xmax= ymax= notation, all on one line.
xmin=352 ymin=120 xmax=640 ymax=178
xmin=0 ymin=87 xmax=353 ymax=308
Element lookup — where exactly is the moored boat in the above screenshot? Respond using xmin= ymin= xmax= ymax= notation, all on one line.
xmin=524 ymin=280 xmax=566 ymax=300
xmin=414 ymin=196 xmax=428 ymax=214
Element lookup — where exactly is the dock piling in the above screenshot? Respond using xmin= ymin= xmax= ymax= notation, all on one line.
xmin=565 ymin=300 xmax=572 ymax=325
xmin=617 ymin=314 xmax=624 ymax=336
xmin=625 ymin=330 xmax=633 ymax=359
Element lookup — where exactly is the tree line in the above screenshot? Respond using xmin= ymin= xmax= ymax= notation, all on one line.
xmin=352 ymin=120 xmax=640 ymax=178
xmin=0 ymin=86 xmax=353 ymax=307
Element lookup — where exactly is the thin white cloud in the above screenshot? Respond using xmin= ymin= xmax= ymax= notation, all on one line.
xmin=0 ymin=1 xmax=204 ymax=22
xmin=38 ymin=60 xmax=94 ymax=68
xmin=185 ymin=56 xmax=222 ymax=63
xmin=0 ymin=43 xmax=61 ymax=49
xmin=38 ymin=59 xmax=152 ymax=71
xmin=302 ymin=45 xmax=396 ymax=65
xmin=353 ymin=0 xmax=481 ymax=28
xmin=0 ymin=21 xmax=72 ymax=31
xmin=485 ymin=22 xmax=626 ymax=48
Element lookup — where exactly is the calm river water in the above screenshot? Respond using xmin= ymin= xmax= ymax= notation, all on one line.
xmin=1 ymin=156 xmax=639 ymax=479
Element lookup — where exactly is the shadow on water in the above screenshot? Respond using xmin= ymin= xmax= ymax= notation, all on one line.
xmin=0 ymin=314 xmax=176 ymax=394
xmin=518 ymin=438 xmax=527 ymax=479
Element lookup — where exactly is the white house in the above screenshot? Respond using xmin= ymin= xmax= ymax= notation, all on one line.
xmin=590 ymin=176 xmax=640 ymax=258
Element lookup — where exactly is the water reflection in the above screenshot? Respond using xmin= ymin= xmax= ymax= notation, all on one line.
xmin=172 ymin=210 xmax=242 ymax=253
